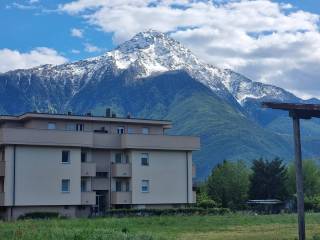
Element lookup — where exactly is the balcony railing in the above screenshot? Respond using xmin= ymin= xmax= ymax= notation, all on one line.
xmin=81 ymin=191 xmax=96 ymax=205
xmin=92 ymin=178 xmax=109 ymax=191
xmin=81 ymin=162 xmax=96 ymax=177
xmin=112 ymin=163 xmax=131 ymax=178
xmin=0 ymin=161 xmax=4 ymax=177
xmin=111 ymin=192 xmax=132 ymax=204
xmin=0 ymin=128 xmax=200 ymax=151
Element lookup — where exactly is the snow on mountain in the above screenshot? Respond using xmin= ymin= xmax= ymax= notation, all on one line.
xmin=220 ymin=69 xmax=300 ymax=105
xmin=0 ymin=30 xmax=309 ymax=106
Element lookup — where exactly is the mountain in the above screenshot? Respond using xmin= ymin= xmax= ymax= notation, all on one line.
xmin=0 ymin=30 xmax=318 ymax=178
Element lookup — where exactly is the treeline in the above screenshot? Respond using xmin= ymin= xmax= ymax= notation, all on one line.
xmin=197 ymin=158 xmax=320 ymax=211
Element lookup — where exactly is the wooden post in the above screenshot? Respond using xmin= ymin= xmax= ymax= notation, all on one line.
xmin=292 ymin=116 xmax=305 ymax=240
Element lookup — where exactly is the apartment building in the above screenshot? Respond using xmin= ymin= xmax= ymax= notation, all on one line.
xmin=0 ymin=110 xmax=200 ymax=220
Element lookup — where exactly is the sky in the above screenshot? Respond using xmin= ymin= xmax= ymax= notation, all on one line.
xmin=1 ymin=0 xmax=320 ymax=99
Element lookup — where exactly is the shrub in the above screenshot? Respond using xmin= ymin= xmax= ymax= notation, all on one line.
xmin=18 ymin=212 xmax=59 ymax=220
xmin=305 ymin=195 xmax=320 ymax=212
xmin=103 ymin=207 xmax=230 ymax=217
xmin=197 ymin=199 xmax=218 ymax=209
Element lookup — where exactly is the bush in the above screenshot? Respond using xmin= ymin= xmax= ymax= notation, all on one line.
xmin=305 ymin=195 xmax=320 ymax=212
xmin=104 ymin=207 xmax=230 ymax=217
xmin=196 ymin=199 xmax=218 ymax=209
xmin=18 ymin=212 xmax=59 ymax=220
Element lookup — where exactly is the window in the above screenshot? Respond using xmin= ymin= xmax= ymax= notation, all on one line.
xmin=48 ymin=122 xmax=56 ymax=130
xmin=66 ymin=123 xmax=76 ymax=131
xmin=116 ymin=181 xmax=122 ymax=192
xmin=141 ymin=180 xmax=149 ymax=193
xmin=61 ymin=150 xmax=70 ymax=164
xmin=61 ymin=179 xmax=70 ymax=193
xmin=81 ymin=152 xmax=87 ymax=163
xmin=142 ymin=127 xmax=149 ymax=135
xmin=141 ymin=153 xmax=149 ymax=166
xmin=115 ymin=153 xmax=122 ymax=164
xmin=81 ymin=179 xmax=87 ymax=192
xmin=96 ymin=172 xmax=108 ymax=178
xmin=76 ymin=123 xmax=84 ymax=131
xmin=117 ymin=127 xmax=125 ymax=134
xmin=127 ymin=127 xmax=134 ymax=134
xmin=125 ymin=182 xmax=130 ymax=192
xmin=124 ymin=154 xmax=129 ymax=164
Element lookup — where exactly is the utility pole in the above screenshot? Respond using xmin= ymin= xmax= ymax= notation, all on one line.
xmin=292 ymin=115 xmax=305 ymax=240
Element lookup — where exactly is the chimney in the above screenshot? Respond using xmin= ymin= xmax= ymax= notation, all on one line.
xmin=86 ymin=112 xmax=92 ymax=116
xmin=112 ymin=113 xmax=116 ymax=118
xmin=105 ymin=108 xmax=111 ymax=117
xmin=67 ymin=111 xmax=72 ymax=115
xmin=127 ymin=112 xmax=131 ymax=119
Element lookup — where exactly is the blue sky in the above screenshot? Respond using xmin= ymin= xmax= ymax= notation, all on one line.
xmin=1 ymin=0 xmax=320 ymax=99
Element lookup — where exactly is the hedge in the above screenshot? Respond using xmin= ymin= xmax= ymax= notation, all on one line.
xmin=17 ymin=212 xmax=59 ymax=220
xmin=103 ymin=207 xmax=230 ymax=217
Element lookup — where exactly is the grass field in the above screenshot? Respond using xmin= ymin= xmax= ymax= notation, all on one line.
xmin=1 ymin=213 xmax=320 ymax=240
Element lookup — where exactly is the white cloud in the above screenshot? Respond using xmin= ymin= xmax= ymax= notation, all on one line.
xmin=70 ymin=28 xmax=84 ymax=38
xmin=59 ymin=0 xmax=320 ymax=99
xmin=0 ymin=47 xmax=68 ymax=73
xmin=84 ymin=43 xmax=101 ymax=53
xmin=29 ymin=0 xmax=40 ymax=4
xmin=71 ymin=49 xmax=81 ymax=54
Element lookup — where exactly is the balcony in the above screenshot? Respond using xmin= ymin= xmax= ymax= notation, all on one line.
xmin=112 ymin=163 xmax=131 ymax=178
xmin=81 ymin=162 xmax=96 ymax=177
xmin=81 ymin=191 xmax=96 ymax=205
xmin=121 ymin=134 xmax=200 ymax=151
xmin=0 ymin=128 xmax=200 ymax=151
xmin=0 ymin=192 xmax=4 ymax=206
xmin=92 ymin=178 xmax=110 ymax=191
xmin=111 ymin=192 xmax=132 ymax=204
xmin=0 ymin=161 xmax=4 ymax=176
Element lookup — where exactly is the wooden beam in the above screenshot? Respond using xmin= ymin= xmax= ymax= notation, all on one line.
xmin=292 ymin=117 xmax=305 ymax=240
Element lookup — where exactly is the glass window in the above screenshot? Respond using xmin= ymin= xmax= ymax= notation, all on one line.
xmin=142 ymin=127 xmax=149 ymax=135
xmin=96 ymin=172 xmax=108 ymax=178
xmin=76 ymin=123 xmax=84 ymax=131
xmin=81 ymin=152 xmax=87 ymax=163
xmin=141 ymin=180 xmax=149 ymax=193
xmin=124 ymin=154 xmax=129 ymax=164
xmin=61 ymin=150 xmax=70 ymax=164
xmin=141 ymin=153 xmax=149 ymax=166
xmin=116 ymin=181 xmax=122 ymax=192
xmin=66 ymin=123 xmax=76 ymax=131
xmin=115 ymin=153 xmax=122 ymax=164
xmin=81 ymin=180 xmax=87 ymax=192
xmin=48 ymin=122 xmax=56 ymax=130
xmin=117 ymin=127 xmax=125 ymax=134
xmin=125 ymin=182 xmax=130 ymax=192
xmin=61 ymin=179 xmax=70 ymax=192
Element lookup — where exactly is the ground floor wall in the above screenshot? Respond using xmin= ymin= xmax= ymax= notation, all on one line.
xmin=0 ymin=205 xmax=92 ymax=220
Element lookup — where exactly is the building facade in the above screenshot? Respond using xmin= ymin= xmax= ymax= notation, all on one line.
xmin=0 ymin=111 xmax=199 ymax=220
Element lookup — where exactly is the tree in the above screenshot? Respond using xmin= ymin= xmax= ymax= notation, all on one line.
xmin=249 ymin=158 xmax=289 ymax=201
xmin=288 ymin=159 xmax=320 ymax=197
xmin=207 ymin=160 xmax=250 ymax=209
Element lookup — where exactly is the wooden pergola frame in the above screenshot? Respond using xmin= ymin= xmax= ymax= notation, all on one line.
xmin=262 ymin=102 xmax=320 ymax=240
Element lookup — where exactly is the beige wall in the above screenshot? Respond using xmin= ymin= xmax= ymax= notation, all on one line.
xmin=131 ymin=150 xmax=193 ymax=204
xmin=4 ymin=146 xmax=82 ymax=206
xmin=91 ymin=150 xmax=111 ymax=172
xmin=23 ymin=119 xmax=165 ymax=135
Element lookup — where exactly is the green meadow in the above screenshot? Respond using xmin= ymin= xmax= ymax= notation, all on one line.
xmin=1 ymin=213 xmax=320 ymax=240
